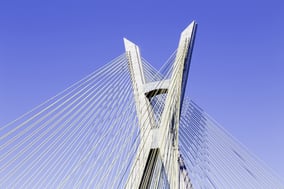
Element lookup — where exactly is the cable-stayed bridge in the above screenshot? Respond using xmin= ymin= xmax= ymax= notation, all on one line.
xmin=0 ymin=21 xmax=283 ymax=188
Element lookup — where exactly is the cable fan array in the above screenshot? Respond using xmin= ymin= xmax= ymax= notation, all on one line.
xmin=0 ymin=54 xmax=139 ymax=188
xmin=0 ymin=51 xmax=283 ymax=188
xmin=179 ymin=99 xmax=284 ymax=189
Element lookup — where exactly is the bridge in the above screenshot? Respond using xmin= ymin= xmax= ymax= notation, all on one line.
xmin=0 ymin=21 xmax=283 ymax=188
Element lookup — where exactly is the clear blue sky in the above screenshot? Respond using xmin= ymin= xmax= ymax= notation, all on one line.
xmin=1 ymin=0 xmax=284 ymax=179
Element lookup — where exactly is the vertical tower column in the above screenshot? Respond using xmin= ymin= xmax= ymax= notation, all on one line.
xmin=158 ymin=21 xmax=197 ymax=188
xmin=124 ymin=38 xmax=156 ymax=189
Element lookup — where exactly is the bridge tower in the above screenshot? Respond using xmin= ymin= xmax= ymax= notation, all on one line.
xmin=124 ymin=21 xmax=197 ymax=188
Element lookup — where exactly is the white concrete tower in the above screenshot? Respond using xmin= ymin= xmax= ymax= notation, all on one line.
xmin=124 ymin=21 xmax=197 ymax=189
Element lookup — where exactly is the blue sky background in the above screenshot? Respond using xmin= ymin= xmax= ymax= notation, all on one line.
xmin=0 ymin=0 xmax=284 ymax=179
